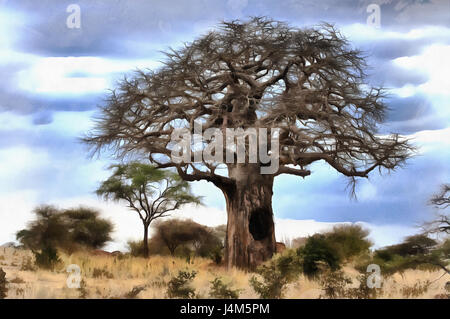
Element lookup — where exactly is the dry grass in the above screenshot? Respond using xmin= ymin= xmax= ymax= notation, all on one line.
xmin=0 ymin=247 xmax=448 ymax=299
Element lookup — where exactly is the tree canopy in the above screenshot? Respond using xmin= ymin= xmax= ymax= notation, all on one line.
xmin=16 ymin=205 xmax=113 ymax=252
xmin=84 ymin=17 xmax=413 ymax=191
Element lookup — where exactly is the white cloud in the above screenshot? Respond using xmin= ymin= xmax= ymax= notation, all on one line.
xmin=357 ymin=222 xmax=417 ymax=249
xmin=342 ymin=24 xmax=450 ymax=43
xmin=17 ymin=56 xmax=162 ymax=95
xmin=0 ymin=190 xmax=39 ymax=245
xmin=393 ymin=44 xmax=450 ymax=97
xmin=0 ymin=146 xmax=50 ymax=188
xmin=411 ymin=126 xmax=450 ymax=153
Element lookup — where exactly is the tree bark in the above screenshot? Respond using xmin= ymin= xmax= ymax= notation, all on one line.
xmin=143 ymin=224 xmax=149 ymax=258
xmin=223 ymin=164 xmax=276 ymax=270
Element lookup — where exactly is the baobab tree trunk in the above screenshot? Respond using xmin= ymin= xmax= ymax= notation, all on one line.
xmin=224 ymin=164 xmax=276 ymax=270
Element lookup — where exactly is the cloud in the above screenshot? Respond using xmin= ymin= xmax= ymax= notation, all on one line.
xmin=3 ymin=0 xmax=449 ymax=59
xmin=393 ymin=44 xmax=450 ymax=97
xmin=0 ymin=190 xmax=39 ymax=245
xmin=4 ymin=0 xmax=228 ymax=58
xmin=17 ymin=56 xmax=162 ymax=95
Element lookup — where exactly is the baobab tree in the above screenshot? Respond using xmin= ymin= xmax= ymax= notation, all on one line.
xmin=84 ymin=18 xmax=413 ymax=269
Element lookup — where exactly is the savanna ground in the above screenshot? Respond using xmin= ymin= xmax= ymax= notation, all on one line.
xmin=1 ymin=247 xmax=448 ymax=299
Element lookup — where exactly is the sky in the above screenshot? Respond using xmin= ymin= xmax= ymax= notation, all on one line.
xmin=0 ymin=0 xmax=449 ymax=251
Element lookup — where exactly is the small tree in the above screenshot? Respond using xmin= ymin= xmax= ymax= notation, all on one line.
xmin=16 ymin=205 xmax=113 ymax=254
xmin=371 ymin=235 xmax=448 ymax=275
xmin=209 ymin=277 xmax=241 ymax=299
xmin=16 ymin=205 xmax=68 ymax=252
xmin=249 ymin=250 xmax=301 ymax=299
xmin=298 ymin=234 xmax=341 ymax=278
xmin=62 ymin=207 xmax=114 ymax=251
xmin=153 ymin=219 xmax=207 ymax=256
xmin=167 ymin=270 xmax=197 ymax=299
xmin=96 ymin=163 xmax=201 ymax=257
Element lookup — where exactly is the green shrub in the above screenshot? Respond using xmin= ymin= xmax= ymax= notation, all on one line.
xmin=298 ymin=234 xmax=341 ymax=278
xmin=0 ymin=267 xmax=8 ymax=299
xmin=209 ymin=278 xmax=240 ymax=299
xmin=167 ymin=270 xmax=197 ymax=299
xmin=249 ymin=250 xmax=301 ymax=299
xmin=325 ymin=225 xmax=372 ymax=261
xmin=401 ymin=280 xmax=430 ymax=298
xmin=17 ymin=205 xmax=113 ymax=253
xmin=319 ymin=270 xmax=352 ymax=299
xmin=345 ymin=273 xmax=382 ymax=299
xmin=319 ymin=270 xmax=382 ymax=299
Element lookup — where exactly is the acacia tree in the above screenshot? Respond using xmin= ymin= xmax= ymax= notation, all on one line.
xmin=96 ymin=163 xmax=201 ymax=257
xmin=85 ymin=18 xmax=412 ymax=269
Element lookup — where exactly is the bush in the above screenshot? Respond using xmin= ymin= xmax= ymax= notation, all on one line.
xmin=33 ymin=246 xmax=61 ymax=270
xmin=17 ymin=205 xmax=113 ymax=254
xmin=319 ymin=270 xmax=382 ymax=299
xmin=16 ymin=206 xmax=67 ymax=251
xmin=61 ymin=207 xmax=114 ymax=250
xmin=345 ymin=273 xmax=382 ymax=299
xmin=325 ymin=225 xmax=372 ymax=261
xmin=298 ymin=234 xmax=341 ymax=278
xmin=127 ymin=240 xmax=147 ymax=257
xmin=209 ymin=278 xmax=240 ymax=299
xmin=401 ymin=280 xmax=430 ymax=298
xmin=167 ymin=270 xmax=197 ymax=299
xmin=152 ymin=219 xmax=223 ymax=258
xmin=249 ymin=250 xmax=301 ymax=299
xmin=0 ymin=267 xmax=7 ymax=299
xmin=319 ymin=270 xmax=352 ymax=299
xmin=376 ymin=235 xmax=438 ymax=259
xmin=365 ymin=234 xmax=446 ymax=275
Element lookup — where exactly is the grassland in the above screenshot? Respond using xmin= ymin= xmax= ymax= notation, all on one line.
xmin=0 ymin=247 xmax=448 ymax=299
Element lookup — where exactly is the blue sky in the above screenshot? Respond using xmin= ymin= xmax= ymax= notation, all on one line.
xmin=0 ymin=0 xmax=449 ymax=249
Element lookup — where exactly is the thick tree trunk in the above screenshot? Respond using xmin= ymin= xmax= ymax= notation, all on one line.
xmin=224 ymin=164 xmax=276 ymax=270
xmin=143 ymin=224 xmax=149 ymax=258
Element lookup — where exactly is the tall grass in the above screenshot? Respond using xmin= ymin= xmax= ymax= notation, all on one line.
xmin=0 ymin=248 xmax=448 ymax=299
